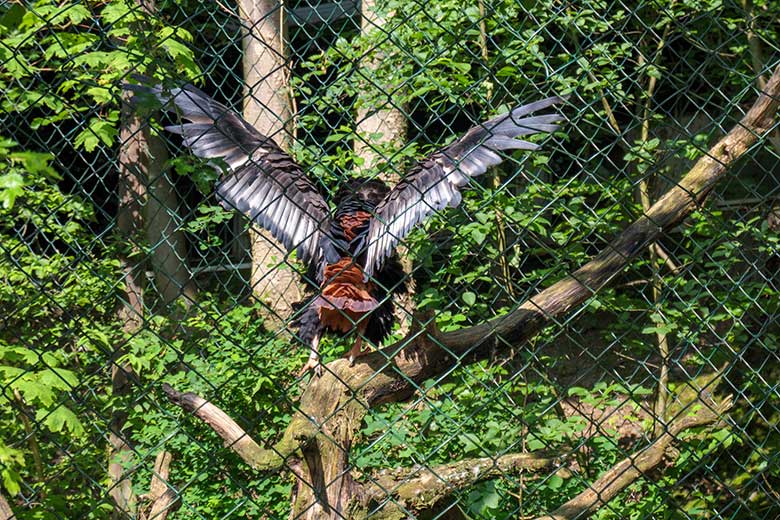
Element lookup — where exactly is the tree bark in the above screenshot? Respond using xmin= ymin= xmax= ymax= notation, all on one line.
xmin=239 ymin=0 xmax=303 ymax=326
xmin=363 ymin=452 xmax=560 ymax=515
xmin=353 ymin=0 xmax=407 ymax=181
xmin=145 ymin=162 xmax=196 ymax=307
xmin=111 ymin=86 xmax=149 ymax=519
xmin=0 ymin=492 xmax=15 ymax=520
xmin=142 ymin=451 xmax=179 ymax=520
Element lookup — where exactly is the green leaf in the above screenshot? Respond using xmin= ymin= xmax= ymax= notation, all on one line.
xmin=50 ymin=4 xmax=91 ymax=25
xmin=0 ymin=172 xmax=25 ymax=208
xmin=74 ymin=118 xmax=117 ymax=152
xmin=547 ymin=474 xmax=564 ymax=490
xmin=15 ymin=378 xmax=55 ymax=407
xmin=1 ymin=468 xmax=21 ymax=496
xmin=10 ymin=150 xmax=59 ymax=179
xmin=459 ymin=432 xmax=482 ymax=454
xmin=0 ymin=345 xmax=38 ymax=364
xmin=0 ymin=3 xmax=25 ymax=32
xmin=39 ymin=405 xmax=85 ymax=436
xmin=462 ymin=291 xmax=476 ymax=306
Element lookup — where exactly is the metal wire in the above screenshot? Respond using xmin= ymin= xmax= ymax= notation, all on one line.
xmin=1 ymin=0 xmax=779 ymax=519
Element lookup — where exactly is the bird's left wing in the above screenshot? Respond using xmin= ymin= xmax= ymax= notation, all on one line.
xmin=125 ymin=81 xmax=339 ymax=268
xmin=363 ymin=96 xmax=566 ymax=277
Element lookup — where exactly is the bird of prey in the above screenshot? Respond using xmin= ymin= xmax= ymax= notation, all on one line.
xmin=125 ymin=80 xmax=564 ymax=376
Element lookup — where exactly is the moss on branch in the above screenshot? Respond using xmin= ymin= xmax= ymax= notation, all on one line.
xmin=357 ymin=452 xmax=560 ymax=518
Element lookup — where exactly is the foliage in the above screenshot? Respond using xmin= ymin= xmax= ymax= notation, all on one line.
xmin=1 ymin=0 xmax=779 ymax=519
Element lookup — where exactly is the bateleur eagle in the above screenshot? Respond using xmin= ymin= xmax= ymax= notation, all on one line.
xmin=125 ymin=80 xmax=565 ymax=376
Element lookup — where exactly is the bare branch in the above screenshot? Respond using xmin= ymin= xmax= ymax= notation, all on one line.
xmin=161 ymin=384 xmax=316 ymax=471
xmin=348 ymin=64 xmax=780 ymax=407
xmin=534 ymin=394 xmax=734 ymax=520
xmin=363 ymin=452 xmax=560 ymax=514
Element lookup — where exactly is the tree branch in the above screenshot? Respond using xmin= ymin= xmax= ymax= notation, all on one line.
xmin=344 ymin=63 xmax=780 ymax=407
xmin=278 ymin=68 xmax=778 ymax=516
xmin=534 ymin=394 xmax=734 ymax=520
xmin=362 ymin=452 xmax=561 ymax=515
xmin=161 ymin=384 xmax=316 ymax=471
xmin=163 ymin=66 xmax=777 ymax=519
xmin=142 ymin=451 xmax=179 ymax=520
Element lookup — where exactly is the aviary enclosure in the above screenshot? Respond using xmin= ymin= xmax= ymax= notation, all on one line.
xmin=0 ymin=1 xmax=779 ymax=519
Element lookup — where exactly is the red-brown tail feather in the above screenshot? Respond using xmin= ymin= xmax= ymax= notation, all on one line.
xmin=315 ymin=258 xmax=376 ymax=333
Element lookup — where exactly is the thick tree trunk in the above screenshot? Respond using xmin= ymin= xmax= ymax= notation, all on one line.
xmin=111 ymin=90 xmax=148 ymax=519
xmin=353 ymin=0 xmax=407 ymax=182
xmin=145 ymin=163 xmax=196 ymax=307
xmin=114 ymin=90 xmax=194 ymax=518
xmin=111 ymin=0 xmax=194 ymax=508
xmin=239 ymin=0 xmax=302 ymax=326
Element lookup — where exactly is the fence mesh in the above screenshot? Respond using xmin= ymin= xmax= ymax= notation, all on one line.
xmin=1 ymin=0 xmax=779 ymax=518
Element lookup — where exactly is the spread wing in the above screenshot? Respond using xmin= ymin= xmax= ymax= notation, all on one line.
xmin=364 ymin=96 xmax=565 ymax=277
xmin=124 ymin=81 xmax=338 ymax=268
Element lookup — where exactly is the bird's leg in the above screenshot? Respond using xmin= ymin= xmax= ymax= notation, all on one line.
xmin=298 ymin=332 xmax=322 ymax=377
xmin=346 ymin=321 xmax=372 ymax=366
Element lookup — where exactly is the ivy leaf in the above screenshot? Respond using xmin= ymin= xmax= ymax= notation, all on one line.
xmin=462 ymin=291 xmax=476 ymax=306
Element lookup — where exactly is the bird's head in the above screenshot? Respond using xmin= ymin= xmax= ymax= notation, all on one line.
xmin=334 ymin=177 xmax=389 ymax=209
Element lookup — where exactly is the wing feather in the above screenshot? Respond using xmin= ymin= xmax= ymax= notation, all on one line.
xmin=364 ymin=96 xmax=565 ymax=276
xmin=125 ymin=80 xmax=336 ymax=268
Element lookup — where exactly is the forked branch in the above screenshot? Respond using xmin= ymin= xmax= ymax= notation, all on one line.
xmin=534 ymin=394 xmax=734 ymax=520
xmin=141 ymin=451 xmax=179 ymax=520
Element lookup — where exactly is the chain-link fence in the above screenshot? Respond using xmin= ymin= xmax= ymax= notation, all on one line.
xmin=1 ymin=0 xmax=779 ymax=518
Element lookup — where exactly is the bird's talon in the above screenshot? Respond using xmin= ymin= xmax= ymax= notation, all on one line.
xmin=298 ymin=358 xmax=323 ymax=377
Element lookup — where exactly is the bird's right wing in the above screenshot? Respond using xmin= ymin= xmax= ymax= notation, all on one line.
xmin=124 ymin=81 xmax=339 ymax=267
xmin=363 ymin=96 xmax=565 ymax=277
